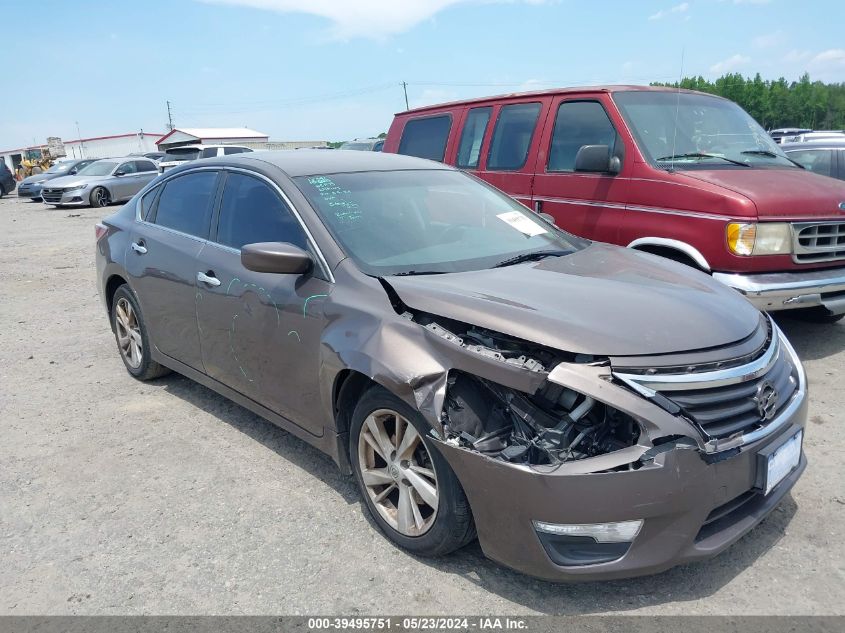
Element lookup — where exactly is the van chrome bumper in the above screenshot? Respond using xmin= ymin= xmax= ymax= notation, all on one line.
xmin=714 ymin=268 xmax=845 ymax=314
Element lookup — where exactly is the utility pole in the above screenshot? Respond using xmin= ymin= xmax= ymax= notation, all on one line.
xmin=401 ymin=82 xmax=409 ymax=111
xmin=166 ymin=100 xmax=174 ymax=131
xmin=76 ymin=121 xmax=85 ymax=158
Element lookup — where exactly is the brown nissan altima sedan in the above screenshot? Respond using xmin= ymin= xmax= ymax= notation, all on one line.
xmin=95 ymin=150 xmax=807 ymax=581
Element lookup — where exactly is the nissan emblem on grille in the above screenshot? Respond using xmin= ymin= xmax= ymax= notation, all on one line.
xmin=754 ymin=381 xmax=779 ymax=421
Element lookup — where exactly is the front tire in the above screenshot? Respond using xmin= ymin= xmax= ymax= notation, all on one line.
xmin=111 ymin=285 xmax=171 ymax=380
xmin=90 ymin=186 xmax=110 ymax=208
xmin=350 ymin=386 xmax=475 ymax=556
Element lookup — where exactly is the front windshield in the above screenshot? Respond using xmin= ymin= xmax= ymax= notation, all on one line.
xmin=77 ymin=161 xmax=118 ymax=176
xmin=164 ymin=148 xmax=200 ymax=161
xmin=613 ymin=91 xmax=795 ymax=168
xmin=294 ymin=169 xmax=584 ymax=276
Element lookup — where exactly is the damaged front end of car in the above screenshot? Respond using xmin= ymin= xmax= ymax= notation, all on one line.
xmin=382 ymin=302 xmax=806 ymax=579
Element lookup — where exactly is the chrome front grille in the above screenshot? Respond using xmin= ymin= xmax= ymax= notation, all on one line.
xmin=792 ymin=221 xmax=845 ymax=263
xmin=614 ymin=318 xmax=805 ymax=453
xmin=658 ymin=345 xmax=797 ymax=440
xmin=41 ymin=188 xmax=64 ymax=203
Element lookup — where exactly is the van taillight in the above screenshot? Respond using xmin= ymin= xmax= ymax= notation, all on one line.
xmin=95 ymin=223 xmax=108 ymax=241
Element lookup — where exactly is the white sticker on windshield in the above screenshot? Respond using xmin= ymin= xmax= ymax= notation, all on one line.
xmin=496 ymin=211 xmax=548 ymax=237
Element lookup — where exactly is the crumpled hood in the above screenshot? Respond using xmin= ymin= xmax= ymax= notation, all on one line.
xmin=45 ymin=174 xmax=108 ymax=189
xmin=680 ymin=167 xmax=845 ymax=219
xmin=387 ymin=243 xmax=761 ymax=357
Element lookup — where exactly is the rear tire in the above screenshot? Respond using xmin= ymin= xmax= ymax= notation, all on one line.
xmin=791 ymin=307 xmax=845 ymax=324
xmin=349 ymin=386 xmax=476 ymax=557
xmin=111 ymin=285 xmax=171 ymax=380
xmin=0 ymin=184 xmax=5 ymax=198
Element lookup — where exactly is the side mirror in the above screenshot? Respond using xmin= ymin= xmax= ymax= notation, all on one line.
xmin=574 ymin=145 xmax=621 ymax=174
xmin=69 ymin=168 xmax=78 ymax=175
xmin=241 ymin=242 xmax=313 ymax=275
xmin=114 ymin=170 xmax=125 ymax=177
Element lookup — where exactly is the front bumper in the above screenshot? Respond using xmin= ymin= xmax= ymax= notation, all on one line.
xmin=714 ymin=269 xmax=845 ymax=314
xmin=17 ymin=183 xmax=43 ymax=198
xmin=433 ymin=344 xmax=808 ymax=582
xmin=41 ymin=188 xmax=90 ymax=206
xmin=435 ymin=416 xmax=806 ymax=581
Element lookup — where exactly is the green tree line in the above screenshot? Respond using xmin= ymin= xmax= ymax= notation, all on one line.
xmin=652 ymin=73 xmax=845 ymax=130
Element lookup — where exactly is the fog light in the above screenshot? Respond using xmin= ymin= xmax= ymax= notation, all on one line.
xmin=534 ymin=520 xmax=643 ymax=566
xmin=533 ymin=519 xmax=643 ymax=542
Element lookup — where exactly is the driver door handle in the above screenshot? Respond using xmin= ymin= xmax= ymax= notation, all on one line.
xmin=197 ymin=271 xmax=221 ymax=287
xmin=130 ymin=241 xmax=147 ymax=254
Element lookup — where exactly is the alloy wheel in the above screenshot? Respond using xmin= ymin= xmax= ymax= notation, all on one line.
xmin=95 ymin=188 xmax=110 ymax=207
xmin=115 ymin=297 xmax=143 ymax=368
xmin=357 ymin=409 xmax=439 ymax=536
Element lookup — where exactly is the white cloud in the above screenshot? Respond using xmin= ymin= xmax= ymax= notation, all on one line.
xmin=784 ymin=49 xmax=811 ymax=63
xmin=752 ymin=30 xmax=782 ymax=49
xmin=709 ymin=53 xmax=751 ymax=73
xmin=648 ymin=2 xmax=689 ymax=20
xmin=199 ymin=0 xmax=547 ymax=39
xmin=810 ymin=49 xmax=845 ymax=66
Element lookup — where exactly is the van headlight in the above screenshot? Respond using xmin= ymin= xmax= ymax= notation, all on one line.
xmin=727 ymin=222 xmax=792 ymax=256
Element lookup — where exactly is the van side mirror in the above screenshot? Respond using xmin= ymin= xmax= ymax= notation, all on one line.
xmin=539 ymin=212 xmax=557 ymax=226
xmin=241 ymin=242 xmax=313 ymax=275
xmin=574 ymin=145 xmax=621 ymax=174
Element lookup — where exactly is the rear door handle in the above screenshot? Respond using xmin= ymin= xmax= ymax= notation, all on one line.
xmin=197 ymin=271 xmax=221 ymax=287
xmin=131 ymin=241 xmax=147 ymax=254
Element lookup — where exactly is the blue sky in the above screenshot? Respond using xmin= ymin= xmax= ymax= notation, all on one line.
xmin=3 ymin=0 xmax=844 ymax=148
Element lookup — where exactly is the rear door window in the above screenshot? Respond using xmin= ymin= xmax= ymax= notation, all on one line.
xmin=548 ymin=101 xmax=619 ymax=172
xmin=397 ymin=115 xmax=452 ymax=161
xmin=134 ymin=160 xmax=157 ymax=172
xmin=487 ymin=103 xmax=541 ymax=171
xmin=201 ymin=147 xmax=219 ymax=158
xmin=786 ymin=149 xmax=834 ymax=177
xmin=456 ymin=106 xmax=492 ymax=169
xmin=152 ymin=171 xmax=218 ymax=237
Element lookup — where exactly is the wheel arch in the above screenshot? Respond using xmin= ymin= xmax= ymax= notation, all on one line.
xmin=104 ymin=273 xmax=129 ymax=316
xmin=628 ymin=237 xmax=711 ymax=271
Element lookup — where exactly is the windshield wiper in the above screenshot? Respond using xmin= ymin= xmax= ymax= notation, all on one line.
xmin=391 ymin=270 xmax=447 ymax=276
xmin=493 ymin=250 xmax=569 ymax=268
xmin=741 ymin=149 xmax=805 ymax=168
xmin=655 ymin=152 xmax=750 ymax=167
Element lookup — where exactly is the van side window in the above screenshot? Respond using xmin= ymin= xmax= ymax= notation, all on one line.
xmin=397 ymin=115 xmax=451 ymax=161
xmin=548 ymin=101 xmax=618 ymax=172
xmin=456 ymin=106 xmax=492 ymax=169
xmin=487 ymin=103 xmax=541 ymax=171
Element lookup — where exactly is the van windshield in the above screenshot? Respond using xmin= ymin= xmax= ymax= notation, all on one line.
xmin=613 ymin=91 xmax=796 ymax=169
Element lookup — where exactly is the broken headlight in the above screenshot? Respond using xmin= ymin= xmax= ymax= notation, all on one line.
xmin=442 ymin=372 xmax=641 ymax=467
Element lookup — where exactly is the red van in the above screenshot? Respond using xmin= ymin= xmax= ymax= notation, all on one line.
xmin=384 ymin=86 xmax=845 ymax=322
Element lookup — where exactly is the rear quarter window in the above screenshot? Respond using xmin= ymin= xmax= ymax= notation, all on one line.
xmin=397 ymin=115 xmax=452 ymax=162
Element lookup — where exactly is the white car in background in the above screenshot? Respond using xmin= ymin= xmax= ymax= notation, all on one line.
xmin=157 ymin=144 xmax=253 ymax=172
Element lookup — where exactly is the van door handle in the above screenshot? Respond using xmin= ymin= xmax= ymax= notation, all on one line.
xmin=130 ymin=241 xmax=147 ymax=254
xmin=197 ymin=271 xmax=221 ymax=287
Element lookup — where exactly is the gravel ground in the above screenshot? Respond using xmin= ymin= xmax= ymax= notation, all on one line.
xmin=1 ymin=192 xmax=843 ymax=616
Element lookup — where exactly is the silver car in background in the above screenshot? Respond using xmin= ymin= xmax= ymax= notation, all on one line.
xmin=17 ymin=158 xmax=97 ymax=201
xmin=41 ymin=158 xmax=159 ymax=208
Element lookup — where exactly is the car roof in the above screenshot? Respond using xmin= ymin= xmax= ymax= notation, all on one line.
xmin=395 ymin=84 xmax=723 ymax=116
xmin=213 ymin=149 xmax=452 ymax=177
xmin=782 ymin=139 xmax=845 ymax=149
